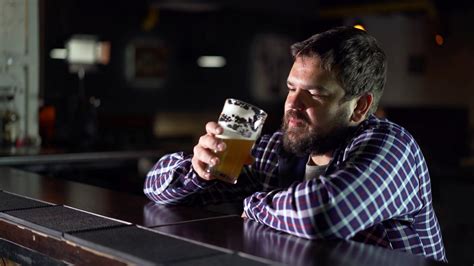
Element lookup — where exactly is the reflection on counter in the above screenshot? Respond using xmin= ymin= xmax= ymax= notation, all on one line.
xmin=243 ymin=220 xmax=439 ymax=266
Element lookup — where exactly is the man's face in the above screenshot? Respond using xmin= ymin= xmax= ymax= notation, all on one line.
xmin=282 ymin=55 xmax=357 ymax=156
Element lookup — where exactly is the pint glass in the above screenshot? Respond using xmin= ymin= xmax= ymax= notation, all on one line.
xmin=207 ymin=98 xmax=267 ymax=184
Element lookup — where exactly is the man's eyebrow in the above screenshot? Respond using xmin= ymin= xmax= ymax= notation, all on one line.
xmin=287 ymin=80 xmax=329 ymax=92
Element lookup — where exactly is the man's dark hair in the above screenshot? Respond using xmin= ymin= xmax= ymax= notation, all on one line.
xmin=291 ymin=26 xmax=387 ymax=114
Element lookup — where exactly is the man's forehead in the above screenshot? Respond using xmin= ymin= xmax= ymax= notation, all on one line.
xmin=287 ymin=63 xmax=334 ymax=90
xmin=295 ymin=55 xmax=322 ymax=67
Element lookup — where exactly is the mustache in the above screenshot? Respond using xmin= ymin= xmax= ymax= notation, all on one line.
xmin=285 ymin=109 xmax=309 ymax=123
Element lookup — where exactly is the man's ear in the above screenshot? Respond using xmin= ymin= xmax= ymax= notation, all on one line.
xmin=351 ymin=93 xmax=373 ymax=123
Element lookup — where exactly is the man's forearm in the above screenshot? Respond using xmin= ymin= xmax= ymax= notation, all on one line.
xmin=144 ymin=152 xmax=213 ymax=204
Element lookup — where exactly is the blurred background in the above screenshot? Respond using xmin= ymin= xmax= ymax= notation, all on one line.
xmin=0 ymin=0 xmax=473 ymax=264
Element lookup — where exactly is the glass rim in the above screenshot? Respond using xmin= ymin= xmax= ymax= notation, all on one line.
xmin=224 ymin=98 xmax=268 ymax=117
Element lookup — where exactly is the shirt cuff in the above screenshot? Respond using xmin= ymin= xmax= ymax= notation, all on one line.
xmin=243 ymin=192 xmax=264 ymax=221
xmin=183 ymin=167 xmax=216 ymax=191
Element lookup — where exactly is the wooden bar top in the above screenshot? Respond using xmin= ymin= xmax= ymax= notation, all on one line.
xmin=153 ymin=216 xmax=445 ymax=266
xmin=0 ymin=167 xmax=235 ymax=227
xmin=0 ymin=167 xmax=445 ymax=265
xmin=0 ymin=149 xmax=163 ymax=166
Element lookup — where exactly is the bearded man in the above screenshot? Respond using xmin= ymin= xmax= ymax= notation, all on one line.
xmin=144 ymin=26 xmax=446 ymax=262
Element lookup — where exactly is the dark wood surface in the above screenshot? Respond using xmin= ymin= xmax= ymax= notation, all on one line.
xmin=153 ymin=216 xmax=445 ymax=266
xmin=0 ymin=149 xmax=163 ymax=166
xmin=0 ymin=219 xmax=128 ymax=265
xmin=0 ymin=167 xmax=445 ymax=265
xmin=0 ymin=167 xmax=235 ymax=226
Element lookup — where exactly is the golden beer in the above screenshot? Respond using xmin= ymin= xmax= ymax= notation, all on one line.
xmin=208 ymin=98 xmax=267 ymax=184
xmin=211 ymin=136 xmax=255 ymax=184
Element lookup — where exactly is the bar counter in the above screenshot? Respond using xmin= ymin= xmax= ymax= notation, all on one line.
xmin=0 ymin=148 xmax=164 ymax=166
xmin=0 ymin=167 xmax=444 ymax=265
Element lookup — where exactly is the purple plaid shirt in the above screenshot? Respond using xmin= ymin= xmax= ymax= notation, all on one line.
xmin=144 ymin=115 xmax=446 ymax=262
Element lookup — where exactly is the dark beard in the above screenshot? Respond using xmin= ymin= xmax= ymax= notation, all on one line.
xmin=282 ymin=110 xmax=354 ymax=156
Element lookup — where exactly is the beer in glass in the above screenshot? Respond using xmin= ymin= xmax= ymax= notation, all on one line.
xmin=207 ymin=98 xmax=267 ymax=184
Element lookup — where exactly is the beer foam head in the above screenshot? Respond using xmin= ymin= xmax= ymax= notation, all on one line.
xmin=218 ymin=98 xmax=267 ymax=139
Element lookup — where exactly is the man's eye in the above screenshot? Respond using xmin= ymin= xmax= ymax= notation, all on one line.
xmin=310 ymin=93 xmax=327 ymax=99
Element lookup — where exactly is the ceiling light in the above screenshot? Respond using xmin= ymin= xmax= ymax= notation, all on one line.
xmin=197 ymin=56 xmax=226 ymax=68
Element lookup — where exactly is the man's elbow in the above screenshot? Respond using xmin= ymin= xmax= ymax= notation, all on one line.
xmin=143 ymin=188 xmax=174 ymax=205
xmin=298 ymin=216 xmax=355 ymax=240
xmin=144 ymin=187 xmax=192 ymax=206
xmin=297 ymin=228 xmax=353 ymax=240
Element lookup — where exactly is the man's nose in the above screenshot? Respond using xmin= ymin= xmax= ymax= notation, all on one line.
xmin=287 ymin=89 xmax=306 ymax=110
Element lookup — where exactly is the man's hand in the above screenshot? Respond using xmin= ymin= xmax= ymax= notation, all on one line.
xmin=191 ymin=122 xmax=227 ymax=181
xmin=241 ymin=211 xmax=248 ymax=219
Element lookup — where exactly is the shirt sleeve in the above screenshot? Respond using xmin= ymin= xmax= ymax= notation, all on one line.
xmin=144 ymin=136 xmax=269 ymax=205
xmin=143 ymin=152 xmax=215 ymax=205
xmin=243 ymin=127 xmax=423 ymax=240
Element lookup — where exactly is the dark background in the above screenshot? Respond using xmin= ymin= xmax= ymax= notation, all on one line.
xmin=42 ymin=0 xmax=336 ymax=151
xmin=30 ymin=1 xmax=474 ymax=264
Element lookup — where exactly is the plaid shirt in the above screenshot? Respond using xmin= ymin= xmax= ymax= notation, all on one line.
xmin=144 ymin=115 xmax=447 ymax=262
